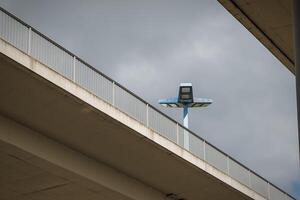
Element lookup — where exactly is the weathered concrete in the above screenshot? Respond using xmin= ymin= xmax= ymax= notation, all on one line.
xmin=218 ymin=0 xmax=294 ymax=73
xmin=0 ymin=38 xmax=266 ymax=199
xmin=0 ymin=114 xmax=164 ymax=200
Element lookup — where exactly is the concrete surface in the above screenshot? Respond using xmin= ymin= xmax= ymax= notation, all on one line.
xmin=0 ymin=37 xmax=267 ymax=199
xmin=218 ymin=0 xmax=294 ymax=73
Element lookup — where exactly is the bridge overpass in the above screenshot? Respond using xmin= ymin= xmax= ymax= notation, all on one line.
xmin=0 ymin=7 xmax=295 ymax=200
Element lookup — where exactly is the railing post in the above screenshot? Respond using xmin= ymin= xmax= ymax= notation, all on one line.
xmin=146 ymin=104 xmax=149 ymax=127
xmin=226 ymin=156 xmax=230 ymax=175
xmin=176 ymin=123 xmax=179 ymax=144
xmin=112 ymin=81 xmax=115 ymax=106
xmin=267 ymin=182 xmax=271 ymax=199
xmin=27 ymin=27 xmax=31 ymax=55
xmin=203 ymin=141 xmax=206 ymax=161
xmin=248 ymin=170 xmax=252 ymax=188
xmin=73 ymin=56 xmax=76 ymax=82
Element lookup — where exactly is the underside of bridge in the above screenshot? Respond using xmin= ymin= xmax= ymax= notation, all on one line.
xmin=218 ymin=0 xmax=294 ymax=73
xmin=0 ymin=140 xmax=134 ymax=200
xmin=0 ymin=39 xmax=258 ymax=200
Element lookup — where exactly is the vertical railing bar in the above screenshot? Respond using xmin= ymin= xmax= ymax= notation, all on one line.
xmin=176 ymin=123 xmax=179 ymax=144
xmin=146 ymin=104 xmax=149 ymax=127
xmin=248 ymin=170 xmax=252 ymax=188
xmin=203 ymin=140 xmax=206 ymax=161
xmin=73 ymin=56 xmax=76 ymax=82
xmin=267 ymin=182 xmax=271 ymax=199
xmin=112 ymin=81 xmax=115 ymax=106
xmin=27 ymin=27 xmax=31 ymax=55
xmin=226 ymin=156 xmax=230 ymax=175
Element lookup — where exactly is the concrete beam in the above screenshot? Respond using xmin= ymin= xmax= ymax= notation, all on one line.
xmin=0 ymin=114 xmax=166 ymax=200
xmin=218 ymin=0 xmax=294 ymax=74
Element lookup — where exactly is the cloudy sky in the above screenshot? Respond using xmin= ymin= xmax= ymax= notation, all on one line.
xmin=1 ymin=0 xmax=299 ymax=198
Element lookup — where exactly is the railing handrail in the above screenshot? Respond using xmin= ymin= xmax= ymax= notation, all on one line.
xmin=0 ymin=5 xmax=295 ymax=200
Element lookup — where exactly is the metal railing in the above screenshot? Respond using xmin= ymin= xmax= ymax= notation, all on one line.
xmin=0 ymin=7 xmax=295 ymax=200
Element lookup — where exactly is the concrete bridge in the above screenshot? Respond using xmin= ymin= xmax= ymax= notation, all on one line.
xmin=0 ymin=7 xmax=295 ymax=200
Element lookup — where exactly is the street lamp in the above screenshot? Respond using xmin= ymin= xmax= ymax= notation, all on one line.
xmin=159 ymin=83 xmax=212 ymax=149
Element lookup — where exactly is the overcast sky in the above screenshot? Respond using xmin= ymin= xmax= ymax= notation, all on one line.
xmin=1 ymin=0 xmax=299 ymax=198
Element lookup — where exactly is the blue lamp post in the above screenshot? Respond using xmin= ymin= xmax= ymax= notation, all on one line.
xmin=159 ymin=83 xmax=212 ymax=149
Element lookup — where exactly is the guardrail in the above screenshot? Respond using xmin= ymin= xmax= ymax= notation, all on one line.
xmin=0 ymin=6 xmax=295 ymax=200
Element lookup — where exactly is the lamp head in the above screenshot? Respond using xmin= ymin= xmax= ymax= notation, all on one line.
xmin=158 ymin=83 xmax=212 ymax=108
xmin=178 ymin=83 xmax=193 ymax=104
